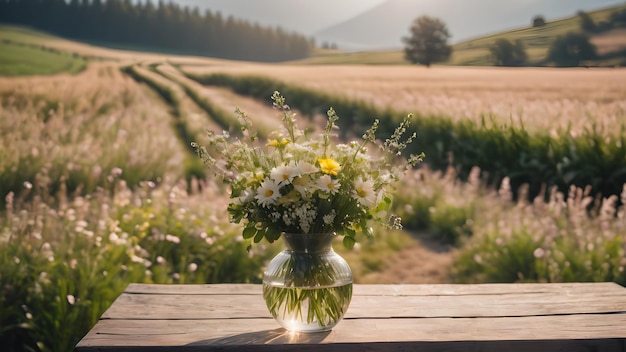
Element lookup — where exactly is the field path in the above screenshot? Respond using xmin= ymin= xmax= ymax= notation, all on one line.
xmin=359 ymin=236 xmax=455 ymax=284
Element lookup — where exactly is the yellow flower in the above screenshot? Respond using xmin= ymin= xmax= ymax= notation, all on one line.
xmin=318 ymin=158 xmax=341 ymax=176
xmin=266 ymin=138 xmax=291 ymax=148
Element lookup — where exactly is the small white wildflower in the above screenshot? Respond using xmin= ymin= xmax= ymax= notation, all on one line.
xmin=188 ymin=263 xmax=198 ymax=272
xmin=165 ymin=234 xmax=180 ymax=244
xmin=282 ymin=212 xmax=294 ymax=226
xmin=533 ymin=248 xmax=545 ymax=259
xmin=66 ymin=295 xmax=75 ymax=305
xmin=156 ymin=256 xmax=165 ymax=264
xmin=323 ymin=210 xmax=336 ymax=225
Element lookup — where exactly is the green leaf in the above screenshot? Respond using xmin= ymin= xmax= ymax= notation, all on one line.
xmin=253 ymin=229 xmax=265 ymax=243
xmin=242 ymin=226 xmax=257 ymax=239
xmin=343 ymin=236 xmax=356 ymax=249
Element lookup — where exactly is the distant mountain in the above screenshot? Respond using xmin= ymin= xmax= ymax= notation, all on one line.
xmin=171 ymin=0 xmax=384 ymax=35
xmin=314 ymin=0 xmax=625 ymax=51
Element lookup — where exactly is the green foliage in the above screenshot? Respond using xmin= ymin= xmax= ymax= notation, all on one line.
xmin=610 ymin=8 xmax=626 ymax=26
xmin=548 ymin=32 xmax=597 ymax=66
xmin=0 ymin=41 xmax=87 ymax=76
xmin=489 ymin=38 xmax=527 ymax=66
xmin=578 ymin=11 xmax=596 ymax=32
xmin=393 ymin=168 xmax=477 ymax=246
xmin=184 ymin=72 xmax=626 ymax=203
xmin=402 ymin=16 xmax=452 ymax=67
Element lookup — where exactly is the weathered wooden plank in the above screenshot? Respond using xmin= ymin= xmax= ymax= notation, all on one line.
xmin=74 ymin=339 xmax=626 ymax=352
xmin=123 ymin=282 xmax=626 ymax=297
xmin=76 ymin=314 xmax=626 ymax=351
xmin=102 ymin=289 xmax=626 ymax=320
xmin=124 ymin=283 xmax=261 ymax=295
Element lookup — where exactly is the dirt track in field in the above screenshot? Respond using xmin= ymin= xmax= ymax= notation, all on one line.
xmin=358 ymin=237 xmax=456 ymax=284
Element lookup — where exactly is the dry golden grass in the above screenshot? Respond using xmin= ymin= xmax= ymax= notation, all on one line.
xmin=0 ymin=63 xmax=187 ymax=184
xmin=182 ymin=63 xmax=626 ymax=136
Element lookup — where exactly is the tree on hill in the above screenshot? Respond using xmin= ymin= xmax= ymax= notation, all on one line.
xmin=489 ymin=39 xmax=527 ymax=66
xmin=578 ymin=10 xmax=596 ymax=33
xmin=403 ymin=16 xmax=452 ymax=67
xmin=610 ymin=8 xmax=626 ymax=27
xmin=548 ymin=32 xmax=597 ymax=67
xmin=532 ymin=15 xmax=546 ymax=27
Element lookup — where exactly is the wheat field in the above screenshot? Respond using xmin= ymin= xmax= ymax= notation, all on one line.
xmin=181 ymin=63 xmax=626 ymax=137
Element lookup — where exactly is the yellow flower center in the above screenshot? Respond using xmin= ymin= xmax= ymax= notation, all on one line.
xmin=265 ymin=189 xmax=274 ymax=197
xmin=356 ymin=188 xmax=367 ymax=197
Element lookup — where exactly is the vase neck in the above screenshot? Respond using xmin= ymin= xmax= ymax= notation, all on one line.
xmin=282 ymin=233 xmax=335 ymax=253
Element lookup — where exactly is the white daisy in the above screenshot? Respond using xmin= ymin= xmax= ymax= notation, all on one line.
xmin=255 ymin=179 xmax=281 ymax=207
xmin=352 ymin=179 xmax=376 ymax=207
xmin=317 ymin=175 xmax=341 ymax=194
xmin=270 ymin=164 xmax=297 ymax=185
xmin=292 ymin=161 xmax=318 ymax=175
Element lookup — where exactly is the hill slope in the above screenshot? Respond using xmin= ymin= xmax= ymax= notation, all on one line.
xmin=314 ymin=0 xmax=624 ymax=52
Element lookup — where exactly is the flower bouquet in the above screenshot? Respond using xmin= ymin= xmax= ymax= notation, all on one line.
xmin=192 ymin=91 xmax=422 ymax=331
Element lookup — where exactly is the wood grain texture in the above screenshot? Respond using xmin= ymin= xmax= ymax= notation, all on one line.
xmin=76 ymin=283 xmax=626 ymax=352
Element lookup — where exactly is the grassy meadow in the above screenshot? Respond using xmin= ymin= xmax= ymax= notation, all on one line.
xmin=1 ymin=24 xmax=626 ymax=352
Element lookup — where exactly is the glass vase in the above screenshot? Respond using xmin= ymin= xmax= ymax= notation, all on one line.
xmin=262 ymin=232 xmax=353 ymax=332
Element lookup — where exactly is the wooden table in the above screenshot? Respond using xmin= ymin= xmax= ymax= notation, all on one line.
xmin=76 ymin=283 xmax=626 ymax=351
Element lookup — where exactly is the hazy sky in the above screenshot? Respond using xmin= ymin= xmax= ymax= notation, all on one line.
xmin=173 ymin=0 xmax=624 ymax=50
xmin=175 ymin=0 xmax=385 ymax=34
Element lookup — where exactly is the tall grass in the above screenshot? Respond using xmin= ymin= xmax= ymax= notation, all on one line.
xmin=0 ymin=64 xmax=186 ymax=203
xmin=452 ymin=179 xmax=626 ymax=284
xmin=395 ymin=166 xmax=626 ymax=284
xmin=1 ymin=175 xmax=275 ymax=351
